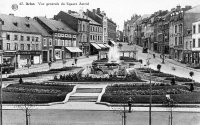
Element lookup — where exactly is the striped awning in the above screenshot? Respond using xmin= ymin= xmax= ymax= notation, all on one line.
xmin=65 ymin=47 xmax=82 ymax=53
xmin=103 ymin=44 xmax=111 ymax=48
xmin=90 ymin=43 xmax=101 ymax=50
xmin=97 ymin=44 xmax=107 ymax=48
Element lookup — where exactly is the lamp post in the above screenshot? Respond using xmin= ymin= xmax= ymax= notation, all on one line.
xmin=122 ymin=97 xmax=132 ymax=125
xmin=165 ymin=94 xmax=174 ymax=125
xmin=0 ymin=18 xmax=4 ymax=125
xmin=146 ymin=55 xmax=152 ymax=125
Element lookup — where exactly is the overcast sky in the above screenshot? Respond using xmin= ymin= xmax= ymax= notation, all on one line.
xmin=0 ymin=0 xmax=199 ymax=30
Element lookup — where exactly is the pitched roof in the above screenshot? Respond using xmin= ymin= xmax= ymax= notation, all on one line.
xmin=31 ymin=20 xmax=51 ymax=37
xmin=185 ymin=5 xmax=200 ymax=13
xmin=37 ymin=17 xmax=77 ymax=34
xmin=0 ymin=14 xmax=41 ymax=34
xmin=82 ymin=13 xmax=101 ymax=26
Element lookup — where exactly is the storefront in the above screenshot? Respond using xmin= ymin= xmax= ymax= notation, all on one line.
xmin=3 ymin=51 xmax=17 ymax=66
xmin=65 ymin=47 xmax=82 ymax=58
xmin=17 ymin=51 xmax=42 ymax=68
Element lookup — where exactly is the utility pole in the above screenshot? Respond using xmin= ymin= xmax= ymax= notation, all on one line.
xmin=162 ymin=19 xmax=165 ymax=64
xmin=146 ymin=51 xmax=152 ymax=125
xmin=0 ymin=18 xmax=4 ymax=125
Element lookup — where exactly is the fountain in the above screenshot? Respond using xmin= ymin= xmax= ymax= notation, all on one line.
xmin=82 ymin=42 xmax=138 ymax=78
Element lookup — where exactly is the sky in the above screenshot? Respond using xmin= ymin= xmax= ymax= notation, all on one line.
xmin=0 ymin=0 xmax=200 ymax=30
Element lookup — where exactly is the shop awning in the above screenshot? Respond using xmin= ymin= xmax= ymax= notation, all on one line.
xmin=90 ymin=43 xmax=101 ymax=50
xmin=97 ymin=44 xmax=107 ymax=49
xmin=109 ymin=40 xmax=116 ymax=45
xmin=65 ymin=47 xmax=82 ymax=53
xmin=104 ymin=44 xmax=111 ymax=48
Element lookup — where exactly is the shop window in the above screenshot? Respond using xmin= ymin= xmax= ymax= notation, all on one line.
xmin=7 ymin=43 xmax=10 ymax=50
xmin=32 ymin=36 xmax=35 ymax=41
xmin=6 ymin=34 xmax=10 ymax=40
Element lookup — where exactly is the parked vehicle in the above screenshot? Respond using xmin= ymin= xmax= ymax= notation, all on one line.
xmin=1 ymin=63 xmax=15 ymax=74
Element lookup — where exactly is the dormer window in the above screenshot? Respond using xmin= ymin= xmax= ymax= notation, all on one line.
xmin=13 ymin=22 xmax=18 ymax=26
xmin=25 ymin=23 xmax=30 ymax=28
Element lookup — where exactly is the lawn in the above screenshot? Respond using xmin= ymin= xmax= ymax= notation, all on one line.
xmin=2 ymin=82 xmax=74 ymax=104
xmin=101 ymin=83 xmax=200 ymax=104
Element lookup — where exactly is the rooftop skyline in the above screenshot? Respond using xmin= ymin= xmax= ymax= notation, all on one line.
xmin=0 ymin=0 xmax=199 ymax=30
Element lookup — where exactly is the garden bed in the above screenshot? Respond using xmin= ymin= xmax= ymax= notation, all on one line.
xmin=101 ymin=83 xmax=200 ymax=104
xmin=165 ymin=77 xmax=192 ymax=82
xmin=8 ymin=67 xmax=81 ymax=78
xmin=2 ymin=82 xmax=74 ymax=104
xmin=52 ymin=73 xmax=144 ymax=82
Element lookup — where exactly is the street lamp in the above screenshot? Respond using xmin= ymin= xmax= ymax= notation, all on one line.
xmin=122 ymin=97 xmax=133 ymax=125
xmin=146 ymin=57 xmax=152 ymax=125
xmin=165 ymin=94 xmax=175 ymax=125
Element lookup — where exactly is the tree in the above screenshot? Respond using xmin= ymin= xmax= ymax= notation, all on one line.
xmin=17 ymin=93 xmax=35 ymax=125
xmin=157 ymin=64 xmax=161 ymax=72
xmin=118 ymin=43 xmax=123 ymax=49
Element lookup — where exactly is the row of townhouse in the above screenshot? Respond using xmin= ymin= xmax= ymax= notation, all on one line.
xmin=0 ymin=8 xmax=117 ymax=68
xmin=124 ymin=5 xmax=200 ymax=67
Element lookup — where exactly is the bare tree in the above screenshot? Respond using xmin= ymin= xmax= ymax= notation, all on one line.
xmin=17 ymin=93 xmax=36 ymax=125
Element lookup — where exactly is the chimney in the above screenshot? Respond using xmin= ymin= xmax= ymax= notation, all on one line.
xmin=185 ymin=5 xmax=192 ymax=11
xmin=25 ymin=16 xmax=30 ymax=20
xmin=176 ymin=5 xmax=181 ymax=11
xmin=97 ymin=8 xmax=100 ymax=14
xmin=92 ymin=9 xmax=96 ymax=14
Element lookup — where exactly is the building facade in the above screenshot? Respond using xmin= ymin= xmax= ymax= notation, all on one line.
xmin=35 ymin=17 xmax=79 ymax=60
xmin=191 ymin=20 xmax=200 ymax=65
xmin=54 ymin=10 xmax=90 ymax=56
xmin=0 ymin=14 xmax=43 ymax=68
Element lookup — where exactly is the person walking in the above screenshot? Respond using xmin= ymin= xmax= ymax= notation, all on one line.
xmin=153 ymin=54 xmax=155 ymax=58
xmin=74 ymin=58 xmax=78 ymax=66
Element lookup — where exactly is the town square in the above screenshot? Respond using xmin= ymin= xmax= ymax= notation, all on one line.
xmin=0 ymin=0 xmax=200 ymax=124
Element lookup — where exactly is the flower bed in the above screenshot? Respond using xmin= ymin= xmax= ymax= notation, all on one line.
xmin=8 ymin=67 xmax=81 ymax=78
xmin=152 ymin=73 xmax=174 ymax=77
xmin=2 ymin=82 xmax=74 ymax=104
xmin=165 ymin=77 xmax=192 ymax=82
xmin=52 ymin=73 xmax=144 ymax=82
xmin=2 ymin=78 xmax=14 ymax=81
xmin=100 ymin=84 xmax=200 ymax=104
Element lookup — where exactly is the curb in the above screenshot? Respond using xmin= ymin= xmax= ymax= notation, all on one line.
xmin=96 ymin=85 xmax=108 ymax=103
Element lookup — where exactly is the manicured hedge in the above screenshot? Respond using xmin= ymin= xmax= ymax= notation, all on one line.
xmin=101 ymin=84 xmax=200 ymax=104
xmin=8 ymin=67 xmax=81 ymax=78
xmin=2 ymin=82 xmax=74 ymax=104
xmin=101 ymin=93 xmax=200 ymax=104
xmin=165 ymin=77 xmax=192 ymax=82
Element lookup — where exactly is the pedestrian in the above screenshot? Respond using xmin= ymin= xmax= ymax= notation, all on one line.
xmin=153 ymin=54 xmax=155 ymax=58
xmin=19 ymin=76 xmax=23 ymax=84
xmin=74 ymin=58 xmax=78 ymax=66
